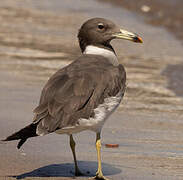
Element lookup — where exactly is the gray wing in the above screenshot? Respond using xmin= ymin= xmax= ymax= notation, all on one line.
xmin=33 ymin=57 xmax=126 ymax=136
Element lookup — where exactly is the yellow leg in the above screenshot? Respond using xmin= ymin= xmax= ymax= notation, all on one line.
xmin=93 ymin=133 xmax=109 ymax=180
xmin=69 ymin=134 xmax=83 ymax=176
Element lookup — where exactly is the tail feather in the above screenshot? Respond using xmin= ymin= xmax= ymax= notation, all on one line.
xmin=2 ymin=123 xmax=38 ymax=149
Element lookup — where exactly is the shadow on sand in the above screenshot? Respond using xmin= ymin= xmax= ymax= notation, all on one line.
xmin=11 ymin=161 xmax=121 ymax=179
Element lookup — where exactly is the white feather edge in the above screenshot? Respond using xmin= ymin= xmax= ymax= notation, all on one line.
xmin=55 ymin=91 xmax=123 ymax=134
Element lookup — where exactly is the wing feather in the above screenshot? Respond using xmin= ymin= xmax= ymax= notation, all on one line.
xmin=33 ymin=55 xmax=126 ymax=135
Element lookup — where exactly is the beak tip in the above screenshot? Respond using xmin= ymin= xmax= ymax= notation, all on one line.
xmin=135 ymin=36 xmax=143 ymax=43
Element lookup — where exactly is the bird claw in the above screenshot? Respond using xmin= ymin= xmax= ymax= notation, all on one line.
xmin=75 ymin=169 xmax=84 ymax=176
xmin=70 ymin=169 xmax=84 ymax=176
xmin=91 ymin=175 xmax=109 ymax=180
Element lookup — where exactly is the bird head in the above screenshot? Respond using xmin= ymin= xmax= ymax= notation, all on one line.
xmin=78 ymin=17 xmax=142 ymax=52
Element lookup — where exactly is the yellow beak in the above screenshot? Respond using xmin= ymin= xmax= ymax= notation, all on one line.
xmin=113 ymin=28 xmax=143 ymax=43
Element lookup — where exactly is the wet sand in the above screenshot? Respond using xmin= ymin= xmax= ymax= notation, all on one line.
xmin=0 ymin=0 xmax=183 ymax=180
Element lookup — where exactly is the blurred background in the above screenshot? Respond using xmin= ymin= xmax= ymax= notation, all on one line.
xmin=0 ymin=0 xmax=183 ymax=180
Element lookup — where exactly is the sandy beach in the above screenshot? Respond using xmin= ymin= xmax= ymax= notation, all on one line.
xmin=0 ymin=0 xmax=183 ymax=179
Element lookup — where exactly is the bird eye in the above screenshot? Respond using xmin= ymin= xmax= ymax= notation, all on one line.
xmin=98 ymin=23 xmax=104 ymax=30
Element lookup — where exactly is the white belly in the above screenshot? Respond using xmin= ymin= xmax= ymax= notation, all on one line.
xmin=55 ymin=91 xmax=123 ymax=134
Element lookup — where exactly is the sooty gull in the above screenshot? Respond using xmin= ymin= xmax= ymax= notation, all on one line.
xmin=2 ymin=18 xmax=142 ymax=180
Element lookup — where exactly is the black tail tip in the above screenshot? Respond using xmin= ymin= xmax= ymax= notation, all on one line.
xmin=1 ymin=138 xmax=27 ymax=149
xmin=17 ymin=139 xmax=27 ymax=149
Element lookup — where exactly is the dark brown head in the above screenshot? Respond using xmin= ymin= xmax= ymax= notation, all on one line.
xmin=78 ymin=17 xmax=142 ymax=53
